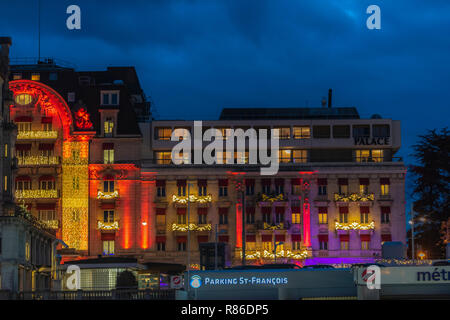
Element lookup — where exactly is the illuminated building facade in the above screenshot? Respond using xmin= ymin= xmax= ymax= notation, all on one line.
xmin=8 ymin=60 xmax=406 ymax=267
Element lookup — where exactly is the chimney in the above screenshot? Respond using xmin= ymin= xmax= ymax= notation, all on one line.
xmin=328 ymin=88 xmax=332 ymax=108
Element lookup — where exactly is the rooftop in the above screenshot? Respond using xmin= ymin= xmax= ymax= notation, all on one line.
xmin=219 ymin=107 xmax=360 ymax=120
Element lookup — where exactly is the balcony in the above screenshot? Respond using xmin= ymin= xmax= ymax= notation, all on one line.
xmin=97 ymin=220 xmax=119 ymax=231
xmin=42 ymin=219 xmax=60 ymax=229
xmin=235 ymin=247 xmax=309 ymax=260
xmin=171 ymin=223 xmax=212 ymax=232
xmin=334 ymin=220 xmax=375 ymax=231
xmin=257 ymin=220 xmax=290 ymax=230
xmin=97 ymin=190 xmax=119 ymax=200
xmin=17 ymin=130 xmax=58 ymax=140
xmin=15 ymin=189 xmax=59 ymax=199
xmin=257 ymin=193 xmax=288 ymax=204
xmin=171 ymin=194 xmax=212 ymax=205
xmin=333 ymin=193 xmax=374 ymax=202
xmin=17 ymin=156 xmax=60 ymax=166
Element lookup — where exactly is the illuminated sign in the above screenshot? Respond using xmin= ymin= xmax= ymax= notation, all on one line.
xmin=354 ymin=137 xmax=389 ymax=146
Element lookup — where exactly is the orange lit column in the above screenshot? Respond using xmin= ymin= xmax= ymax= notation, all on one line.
xmin=140 ymin=179 xmax=154 ymax=250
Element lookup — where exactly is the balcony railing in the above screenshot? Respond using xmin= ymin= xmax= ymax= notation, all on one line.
xmin=257 ymin=193 xmax=287 ymax=203
xmin=236 ymin=248 xmax=309 ymax=260
xmin=97 ymin=190 xmax=119 ymax=200
xmin=334 ymin=220 xmax=375 ymax=231
xmin=17 ymin=156 xmax=60 ymax=166
xmin=334 ymin=193 xmax=374 ymax=202
xmin=15 ymin=189 xmax=59 ymax=199
xmin=257 ymin=220 xmax=291 ymax=230
xmin=17 ymin=130 xmax=58 ymax=140
xmin=171 ymin=223 xmax=212 ymax=232
xmin=97 ymin=220 xmax=119 ymax=231
xmin=172 ymin=194 xmax=212 ymax=204
xmin=42 ymin=219 xmax=60 ymax=229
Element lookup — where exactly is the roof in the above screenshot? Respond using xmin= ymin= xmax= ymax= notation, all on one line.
xmin=219 ymin=107 xmax=360 ymax=120
xmin=64 ymin=256 xmax=137 ymax=265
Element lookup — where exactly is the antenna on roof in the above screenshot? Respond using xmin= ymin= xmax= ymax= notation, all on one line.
xmin=328 ymin=88 xmax=332 ymax=108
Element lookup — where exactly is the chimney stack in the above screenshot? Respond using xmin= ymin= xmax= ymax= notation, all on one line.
xmin=328 ymin=88 xmax=332 ymax=108
xmin=0 ymin=37 xmax=12 ymax=58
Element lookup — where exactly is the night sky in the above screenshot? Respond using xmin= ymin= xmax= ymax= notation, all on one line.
xmin=1 ymin=0 xmax=449 ymax=203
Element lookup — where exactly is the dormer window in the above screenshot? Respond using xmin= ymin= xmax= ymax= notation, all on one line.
xmin=104 ymin=117 xmax=114 ymax=137
xmin=101 ymin=91 xmax=119 ymax=106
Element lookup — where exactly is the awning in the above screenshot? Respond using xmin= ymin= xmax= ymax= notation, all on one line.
xmin=197 ymin=235 xmax=209 ymax=243
xmin=246 ymin=235 xmax=256 ymax=242
xmin=177 ymin=208 xmax=186 ymax=215
xmin=245 ymin=207 xmax=255 ymax=214
xmin=177 ymin=236 xmax=187 ymax=243
xmin=156 ymin=180 xmax=166 ymax=187
xmin=15 ymin=116 xmax=32 ymax=122
xmin=218 ymin=179 xmax=228 ymax=186
xmin=275 ymin=207 xmax=285 ymax=214
xmin=218 ymin=208 xmax=228 ymax=215
xmin=15 ymin=144 xmax=31 ymax=151
xmin=39 ymin=175 xmax=55 ymax=181
xmin=261 ymin=235 xmax=272 ymax=242
xmin=339 ymin=206 xmax=349 ymax=214
xmin=197 ymin=179 xmax=207 ymax=187
xmin=360 ymin=234 xmax=371 ymax=242
xmin=360 ymin=206 xmax=370 ymax=214
xmin=291 ymin=234 xmax=302 ymax=242
xmin=16 ymin=176 xmax=31 ymax=181
xmin=101 ymin=233 xmax=115 ymax=241
xmin=101 ymin=203 xmax=115 ymax=210
xmin=339 ymin=234 xmax=350 ymax=242
xmin=275 ymin=234 xmax=285 ymax=242
xmin=38 ymin=143 xmax=54 ymax=151
xmin=103 ymin=175 xmax=114 ymax=181
xmin=197 ymin=207 xmax=208 ymax=215
xmin=291 ymin=206 xmax=301 ymax=213
xmin=156 ymin=208 xmax=166 ymax=215
xmin=381 ymin=234 xmax=392 ymax=242
xmin=338 ymin=178 xmax=348 ymax=185
xmin=245 ymin=179 xmax=255 ymax=186
xmin=359 ymin=178 xmax=370 ymax=185
xmin=102 ymin=143 xmax=114 ymax=150
xmin=177 ymin=179 xmax=186 ymax=187
xmin=261 ymin=207 xmax=271 ymax=214
xmin=381 ymin=207 xmax=391 ymax=214
xmin=41 ymin=116 xmax=52 ymax=124
xmin=380 ymin=178 xmax=390 ymax=185
xmin=36 ymin=203 xmax=56 ymax=210
xmin=156 ymin=236 xmax=166 ymax=242
xmin=318 ymin=234 xmax=329 ymax=242
xmin=218 ymin=235 xmax=229 ymax=243
xmin=317 ymin=178 xmax=327 ymax=185
xmin=318 ymin=207 xmax=328 ymax=213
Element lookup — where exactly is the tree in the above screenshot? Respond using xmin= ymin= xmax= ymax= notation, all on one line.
xmin=116 ymin=270 xmax=138 ymax=289
xmin=410 ymin=128 xmax=450 ymax=259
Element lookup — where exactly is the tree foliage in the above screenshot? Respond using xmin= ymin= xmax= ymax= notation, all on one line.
xmin=116 ymin=270 xmax=138 ymax=289
xmin=410 ymin=128 xmax=449 ymax=258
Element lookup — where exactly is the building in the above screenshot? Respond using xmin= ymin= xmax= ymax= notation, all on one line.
xmin=8 ymin=60 xmax=406 ymax=269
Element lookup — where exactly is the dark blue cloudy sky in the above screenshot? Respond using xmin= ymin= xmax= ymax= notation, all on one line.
xmin=1 ymin=0 xmax=449 ymax=196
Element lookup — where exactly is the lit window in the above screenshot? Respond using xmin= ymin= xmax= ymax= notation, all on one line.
xmin=18 ymin=122 xmax=32 ymax=132
xmin=216 ymin=151 xmax=232 ymax=164
xmin=293 ymin=126 xmax=310 ymax=139
xmin=361 ymin=241 xmax=370 ymax=250
xmin=293 ymin=150 xmax=307 ymax=163
xmin=103 ymin=210 xmax=114 ymax=223
xmin=273 ymin=127 xmax=290 ymax=140
xmin=217 ymin=128 xmax=232 ymax=140
xmin=247 ymin=241 xmax=256 ymax=251
xmin=360 ymin=212 xmax=369 ymax=224
xmin=173 ymin=128 xmax=190 ymax=141
xmin=103 ymin=149 xmax=114 ymax=164
xmin=278 ymin=149 xmax=291 ymax=163
xmin=31 ymin=74 xmax=40 ymax=81
xmin=15 ymin=94 xmax=32 ymax=105
xmin=4 ymin=144 xmax=8 ymax=158
xmin=40 ymin=179 xmax=55 ymax=190
xmin=339 ymin=212 xmax=348 ymax=223
xmin=25 ymin=241 xmax=30 ymax=260
xmin=262 ymin=241 xmax=272 ymax=252
xmin=102 ymin=240 xmax=115 ymax=255
xmin=318 ymin=212 xmax=328 ymax=224
xmin=156 ymin=215 xmax=166 ymax=226
xmin=156 ymin=128 xmax=172 ymax=140
xmin=234 ymin=151 xmax=249 ymax=164
xmin=4 ymin=176 xmax=7 ymax=191
xmin=292 ymin=240 xmax=301 ymax=250
xmin=320 ymin=241 xmax=328 ymax=250
xmin=13 ymin=73 xmax=22 ymax=80
xmin=292 ymin=213 xmax=301 ymax=224
xmin=39 ymin=210 xmax=55 ymax=221
xmin=372 ymin=149 xmax=384 ymax=162
xmin=103 ymin=180 xmax=114 ymax=192
xmin=42 ymin=123 xmax=53 ymax=131
xmin=381 ymin=184 xmax=390 ymax=196
xmin=340 ymin=241 xmax=349 ymax=250
xmin=356 ymin=150 xmax=370 ymax=162
xmin=156 ymin=151 xmax=171 ymax=164
xmin=360 ymin=184 xmax=369 ymax=194
xmin=104 ymin=118 xmax=114 ymax=136
xmin=173 ymin=152 xmax=190 ymax=164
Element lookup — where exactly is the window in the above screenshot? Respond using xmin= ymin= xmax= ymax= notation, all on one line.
xmin=381 ymin=207 xmax=390 ymax=224
xmin=39 ymin=210 xmax=55 ymax=221
xmin=157 ymin=186 xmax=166 ymax=197
xmin=216 ymin=128 xmax=232 ymax=140
xmin=340 ymin=241 xmax=349 ymax=250
xmin=104 ymin=117 xmax=114 ymax=136
xmin=361 ymin=212 xmax=369 ymax=224
xmin=275 ymin=184 xmax=284 ymax=194
xmin=4 ymin=176 xmax=7 ymax=191
xmin=40 ymin=179 xmax=55 ymax=190
xmin=318 ymin=208 xmax=328 ymax=224
xmin=313 ymin=125 xmax=331 ymax=138
xmin=339 ymin=211 xmax=348 ymax=223
xmin=333 ymin=125 xmax=350 ymax=138
xmin=178 ymin=242 xmax=186 ymax=251
xmin=13 ymin=73 xmax=22 ymax=80
xmin=4 ymin=144 xmax=8 ymax=158
xmin=25 ymin=241 xmax=30 ymax=261
xmin=373 ymin=124 xmax=390 ymax=138
xmin=338 ymin=179 xmax=348 ymax=194
xmin=353 ymin=125 xmax=370 ymax=138
xmin=372 ymin=149 xmax=384 ymax=162
xmin=156 ymin=128 xmax=172 ymax=140
xmin=292 ymin=240 xmax=302 ymax=250
xmin=361 ymin=241 xmax=370 ymax=250
xmin=216 ymin=151 xmax=233 ymax=164
xmin=318 ymin=185 xmax=327 ymax=196
xmin=245 ymin=184 xmax=254 ymax=196
xmin=381 ymin=184 xmax=390 ymax=196
xmin=356 ymin=150 xmax=370 ymax=162
xmin=293 ymin=150 xmax=307 ymax=163
xmin=177 ymin=213 xmax=186 ymax=224
xmin=42 ymin=122 xmax=53 ymax=131
xmin=293 ymin=126 xmax=310 ymax=139
xmin=262 ymin=211 xmax=271 ymax=224
xmin=18 ymin=122 xmax=32 ymax=132
xmin=359 ymin=179 xmax=369 ymax=194
xmin=262 ymin=185 xmax=271 ymax=194
xmin=68 ymin=92 xmax=75 ymax=102
xmin=219 ymin=212 xmax=228 ymax=225
xmin=319 ymin=241 xmax=328 ymax=250
xmin=103 ymin=210 xmax=114 ymax=223
xmin=156 ymin=151 xmax=171 ymax=165
xmin=156 ymin=214 xmax=166 ymax=226
xmin=104 ymin=180 xmax=114 ymax=192
xmin=16 ymin=180 xmax=31 ymax=190
xmin=246 ymin=241 xmax=256 ymax=251
xmin=198 ymin=213 xmax=207 ymax=224
xmin=157 ymin=241 xmax=165 ymax=251
xmin=178 ymin=186 xmax=186 ymax=196
xmin=101 ymin=91 xmax=119 ymax=106
xmin=219 ymin=186 xmax=228 ymax=197
xmin=292 ymin=212 xmax=301 ymax=224
xmin=103 ymin=149 xmax=114 ymax=164
xmin=278 ymin=149 xmax=291 ymax=163
xmin=246 ymin=210 xmax=255 ymax=224
xmin=103 ymin=240 xmax=115 ymax=255
xmin=49 ymin=73 xmax=58 ymax=81
xmin=275 ymin=211 xmax=284 ymax=224
xmin=234 ymin=151 xmax=249 ymax=164
xmin=273 ymin=127 xmax=290 ymax=140
xmin=31 ymin=74 xmax=40 ymax=81
xmin=262 ymin=241 xmax=272 ymax=252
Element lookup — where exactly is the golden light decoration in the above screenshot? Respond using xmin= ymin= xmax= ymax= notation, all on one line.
xmin=97 ymin=190 xmax=119 ymax=200
xmin=15 ymin=189 xmax=58 ymax=199
xmin=335 ymin=221 xmax=375 ymax=230
xmin=334 ymin=193 xmax=375 ymax=202
xmin=261 ymin=193 xmax=285 ymax=202
xmin=17 ymin=156 xmax=60 ymax=166
xmin=172 ymin=194 xmax=212 ymax=204
xmin=42 ymin=220 xmax=59 ymax=229
xmin=97 ymin=221 xmax=119 ymax=231
xmin=17 ymin=130 xmax=58 ymax=140
xmin=263 ymin=222 xmax=284 ymax=230
xmin=171 ymin=223 xmax=212 ymax=232
xmin=239 ymin=249 xmax=309 ymax=260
